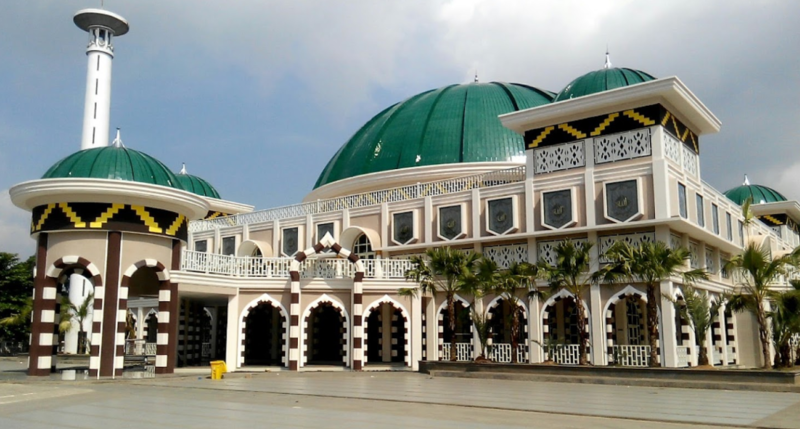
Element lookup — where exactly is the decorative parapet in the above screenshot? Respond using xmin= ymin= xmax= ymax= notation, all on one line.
xmin=180 ymin=249 xmax=414 ymax=279
xmin=189 ymin=165 xmax=525 ymax=232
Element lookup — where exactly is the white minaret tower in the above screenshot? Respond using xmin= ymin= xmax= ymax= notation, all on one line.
xmin=74 ymin=8 xmax=129 ymax=150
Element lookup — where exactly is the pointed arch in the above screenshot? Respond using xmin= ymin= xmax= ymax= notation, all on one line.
xmin=238 ymin=293 xmax=289 ymax=368
xmin=301 ymin=293 xmax=350 ymax=367
xmin=363 ymin=295 xmax=411 ymax=366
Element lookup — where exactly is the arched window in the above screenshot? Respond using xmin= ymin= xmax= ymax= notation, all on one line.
xmin=352 ymin=234 xmax=375 ymax=260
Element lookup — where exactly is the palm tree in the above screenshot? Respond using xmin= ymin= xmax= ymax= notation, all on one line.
xmin=59 ymin=292 xmax=95 ymax=354
xmin=601 ymin=240 xmax=707 ymax=367
xmin=402 ymin=247 xmax=479 ymax=361
xmin=494 ymin=261 xmax=539 ymax=363
xmin=726 ymin=242 xmax=798 ymax=369
xmin=769 ymin=282 xmax=800 ymax=368
xmin=538 ymin=240 xmax=595 ymax=365
xmin=663 ymin=286 xmax=726 ymax=366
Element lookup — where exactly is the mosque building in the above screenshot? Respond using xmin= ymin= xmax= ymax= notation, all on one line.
xmin=9 ymin=6 xmax=799 ymax=378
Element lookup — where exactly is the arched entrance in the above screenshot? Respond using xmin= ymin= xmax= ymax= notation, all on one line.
xmin=604 ymin=287 xmax=650 ymax=366
xmin=363 ymin=296 xmax=410 ymax=366
xmin=541 ymin=291 xmax=591 ymax=365
xmin=57 ymin=268 xmax=96 ymax=356
xmin=243 ymin=302 xmax=286 ymax=366
xmin=304 ymin=299 xmax=348 ymax=366
xmin=487 ymin=297 xmax=528 ymax=363
xmin=438 ymin=296 xmax=473 ymax=361
xmin=145 ymin=312 xmax=158 ymax=344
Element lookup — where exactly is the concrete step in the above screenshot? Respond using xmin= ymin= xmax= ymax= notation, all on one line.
xmin=428 ymin=370 xmax=800 ymax=393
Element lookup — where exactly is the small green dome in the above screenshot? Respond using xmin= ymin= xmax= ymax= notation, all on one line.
xmin=42 ymin=146 xmax=185 ymax=190
xmin=724 ymin=182 xmax=787 ymax=205
xmin=554 ymin=68 xmax=656 ymax=102
xmin=176 ymin=168 xmax=221 ymax=199
xmin=314 ymin=82 xmax=555 ymax=189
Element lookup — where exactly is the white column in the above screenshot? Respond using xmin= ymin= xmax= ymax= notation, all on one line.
xmin=225 ymin=295 xmax=239 ymax=370
xmin=584 ymin=137 xmax=596 ymax=227
xmin=424 ymin=196 xmax=433 ymax=243
xmin=590 ymin=284 xmax=605 ymax=365
xmin=80 ymin=46 xmax=114 ymax=149
xmin=411 ymin=294 xmax=422 ymax=370
xmin=528 ymin=295 xmax=542 ymax=363
xmin=651 ymin=126 xmax=671 ymax=219
xmin=659 ymin=280 xmax=678 ymax=367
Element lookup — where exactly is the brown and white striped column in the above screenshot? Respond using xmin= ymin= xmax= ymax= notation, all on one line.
xmin=100 ymin=231 xmax=122 ymax=377
xmin=158 ymin=239 xmax=181 ymax=374
xmin=28 ymin=234 xmax=53 ymax=376
xmin=289 ymin=259 xmax=302 ymax=371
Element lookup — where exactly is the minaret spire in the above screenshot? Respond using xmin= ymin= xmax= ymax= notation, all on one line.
xmin=604 ymin=46 xmax=612 ymax=69
xmin=74 ymin=8 xmax=129 ymax=150
xmin=111 ymin=128 xmax=124 ymax=147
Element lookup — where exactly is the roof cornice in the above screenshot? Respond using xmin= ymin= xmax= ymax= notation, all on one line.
xmin=500 ymin=77 xmax=721 ymax=137
xmin=9 ymin=178 xmax=209 ymax=220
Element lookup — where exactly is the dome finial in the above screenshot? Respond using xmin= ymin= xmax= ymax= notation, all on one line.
xmin=111 ymin=128 xmax=124 ymax=147
xmin=180 ymin=162 xmax=187 ymax=175
xmin=474 ymin=69 xmax=479 ymax=83
xmin=743 ymin=174 xmax=750 ymax=186
xmin=604 ymin=46 xmax=612 ymax=69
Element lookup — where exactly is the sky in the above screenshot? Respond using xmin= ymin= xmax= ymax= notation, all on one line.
xmin=1 ymin=0 xmax=799 ymax=257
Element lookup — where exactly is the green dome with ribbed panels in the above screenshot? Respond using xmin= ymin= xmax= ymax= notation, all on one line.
xmin=554 ymin=68 xmax=656 ymax=102
xmin=176 ymin=171 xmax=221 ymax=199
xmin=314 ymin=82 xmax=555 ymax=188
xmin=42 ymin=146 xmax=185 ymax=190
xmin=724 ymin=182 xmax=787 ymax=205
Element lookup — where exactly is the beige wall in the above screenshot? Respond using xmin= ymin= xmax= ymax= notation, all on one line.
xmin=120 ymin=232 xmax=174 ymax=273
xmin=46 ymin=231 xmax=109 ymax=274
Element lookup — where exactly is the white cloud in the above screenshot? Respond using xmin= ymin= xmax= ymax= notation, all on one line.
xmin=0 ymin=190 xmax=34 ymax=257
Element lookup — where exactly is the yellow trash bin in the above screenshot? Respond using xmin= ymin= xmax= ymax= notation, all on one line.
xmin=210 ymin=360 xmax=227 ymax=380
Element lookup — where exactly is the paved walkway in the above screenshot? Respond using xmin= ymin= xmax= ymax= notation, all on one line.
xmin=0 ymin=372 xmax=798 ymax=428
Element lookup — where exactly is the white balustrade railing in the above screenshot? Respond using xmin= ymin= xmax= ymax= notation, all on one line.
xmin=441 ymin=342 xmax=473 ymax=361
xmin=488 ymin=343 xmax=528 ymax=363
xmin=711 ymin=346 xmax=722 ymax=365
xmin=190 ymin=166 xmax=525 ymax=232
xmin=726 ymin=345 xmax=736 ymax=364
xmin=181 ymin=250 xmax=414 ymax=279
xmin=610 ymin=345 xmax=650 ymax=367
xmin=677 ymin=346 xmax=691 ymax=367
xmin=548 ymin=344 xmax=586 ymax=365
xmin=125 ymin=340 xmax=157 ymax=356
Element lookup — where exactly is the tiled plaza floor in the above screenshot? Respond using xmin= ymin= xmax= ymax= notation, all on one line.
xmin=0 ymin=371 xmax=799 ymax=428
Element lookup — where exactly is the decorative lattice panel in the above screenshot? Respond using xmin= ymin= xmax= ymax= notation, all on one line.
xmin=483 ymin=244 xmax=528 ymax=269
xmin=594 ymin=129 xmax=651 ymax=164
xmin=534 ymin=141 xmax=585 ymax=174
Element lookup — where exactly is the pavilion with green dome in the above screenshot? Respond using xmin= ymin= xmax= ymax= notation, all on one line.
xmin=11 ymin=4 xmax=800 ymax=379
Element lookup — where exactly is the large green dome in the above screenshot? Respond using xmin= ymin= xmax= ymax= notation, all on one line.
xmin=554 ymin=68 xmax=655 ymax=102
xmin=176 ymin=168 xmax=221 ymax=199
xmin=724 ymin=182 xmax=787 ymax=205
xmin=314 ymin=82 xmax=555 ymax=189
xmin=42 ymin=146 xmax=184 ymax=190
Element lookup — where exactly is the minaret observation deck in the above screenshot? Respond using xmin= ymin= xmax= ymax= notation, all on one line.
xmin=74 ymin=8 xmax=129 ymax=150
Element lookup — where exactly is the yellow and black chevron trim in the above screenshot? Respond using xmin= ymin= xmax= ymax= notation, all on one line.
xmin=204 ymin=211 xmax=231 ymax=220
xmin=31 ymin=202 xmax=188 ymax=241
xmin=525 ymin=104 xmax=699 ymax=153
xmin=758 ymin=214 xmax=786 ymax=227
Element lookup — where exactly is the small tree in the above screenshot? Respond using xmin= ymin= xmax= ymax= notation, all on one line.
xmin=487 ymin=260 xmax=539 ymax=363
xmin=470 ymin=306 xmax=492 ymax=361
xmin=726 ymin=242 xmax=798 ymax=369
xmin=768 ymin=280 xmax=800 ymax=368
xmin=538 ymin=240 xmax=595 ymax=366
xmin=601 ymin=240 xmax=707 ymax=367
xmin=663 ymin=286 xmax=726 ymax=366
xmin=60 ymin=292 xmax=94 ymax=354
xmin=402 ymin=247 xmax=479 ymax=361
